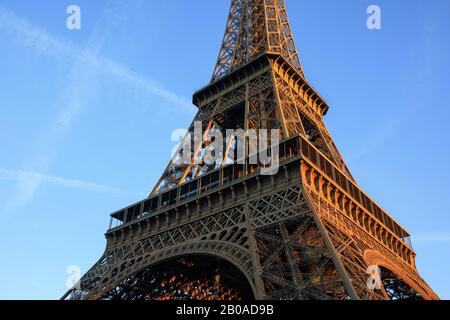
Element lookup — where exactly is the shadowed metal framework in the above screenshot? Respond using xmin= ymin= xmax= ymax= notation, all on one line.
xmin=63 ymin=0 xmax=438 ymax=300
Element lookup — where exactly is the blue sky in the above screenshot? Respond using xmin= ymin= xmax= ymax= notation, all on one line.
xmin=0 ymin=0 xmax=449 ymax=300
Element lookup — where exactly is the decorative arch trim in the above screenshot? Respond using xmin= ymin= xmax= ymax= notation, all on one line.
xmin=93 ymin=240 xmax=256 ymax=300
xmin=364 ymin=249 xmax=437 ymax=300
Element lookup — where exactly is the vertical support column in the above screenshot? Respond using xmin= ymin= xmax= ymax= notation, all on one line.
xmin=279 ymin=223 xmax=306 ymax=300
xmin=270 ymin=71 xmax=289 ymax=138
xmin=302 ymin=187 xmax=360 ymax=300
xmin=244 ymin=83 xmax=250 ymax=175
xmin=244 ymin=204 xmax=266 ymax=300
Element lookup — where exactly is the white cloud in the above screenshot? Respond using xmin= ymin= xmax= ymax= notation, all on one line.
xmin=345 ymin=24 xmax=438 ymax=164
xmin=0 ymin=273 xmax=52 ymax=293
xmin=413 ymin=232 xmax=450 ymax=244
xmin=0 ymin=2 xmax=188 ymax=210
xmin=0 ymin=5 xmax=75 ymax=59
xmin=0 ymin=169 xmax=138 ymax=200
xmin=0 ymin=5 xmax=193 ymax=111
xmin=346 ymin=120 xmax=399 ymax=163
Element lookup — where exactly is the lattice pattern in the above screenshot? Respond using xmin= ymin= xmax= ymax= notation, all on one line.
xmin=273 ymin=72 xmax=354 ymax=178
xmin=152 ymin=71 xmax=278 ymax=195
xmin=212 ymin=0 xmax=304 ymax=82
xmin=64 ymin=0 xmax=438 ymax=302
xmin=101 ymin=256 xmax=251 ymax=300
xmin=302 ymin=164 xmax=439 ymax=300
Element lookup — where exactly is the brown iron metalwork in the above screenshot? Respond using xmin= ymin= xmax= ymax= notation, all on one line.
xmin=63 ymin=0 xmax=438 ymax=300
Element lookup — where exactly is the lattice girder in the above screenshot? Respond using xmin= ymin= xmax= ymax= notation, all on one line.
xmin=63 ymin=0 xmax=438 ymax=301
xmin=212 ymin=0 xmax=304 ymax=82
xmin=153 ymin=54 xmax=355 ymax=196
xmin=64 ymin=152 xmax=437 ymax=300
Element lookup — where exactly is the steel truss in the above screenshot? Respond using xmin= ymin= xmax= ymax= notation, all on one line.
xmin=63 ymin=0 xmax=438 ymax=300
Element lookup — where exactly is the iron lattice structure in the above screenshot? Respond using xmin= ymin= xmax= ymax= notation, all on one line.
xmin=63 ymin=0 xmax=438 ymax=300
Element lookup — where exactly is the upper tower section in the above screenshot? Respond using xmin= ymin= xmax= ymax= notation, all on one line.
xmin=211 ymin=0 xmax=305 ymax=83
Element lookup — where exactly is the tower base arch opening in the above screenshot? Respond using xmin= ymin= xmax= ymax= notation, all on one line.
xmin=101 ymin=255 xmax=255 ymax=300
xmin=379 ymin=267 xmax=423 ymax=300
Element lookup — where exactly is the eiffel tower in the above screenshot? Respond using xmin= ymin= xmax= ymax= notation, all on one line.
xmin=63 ymin=0 xmax=438 ymax=300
